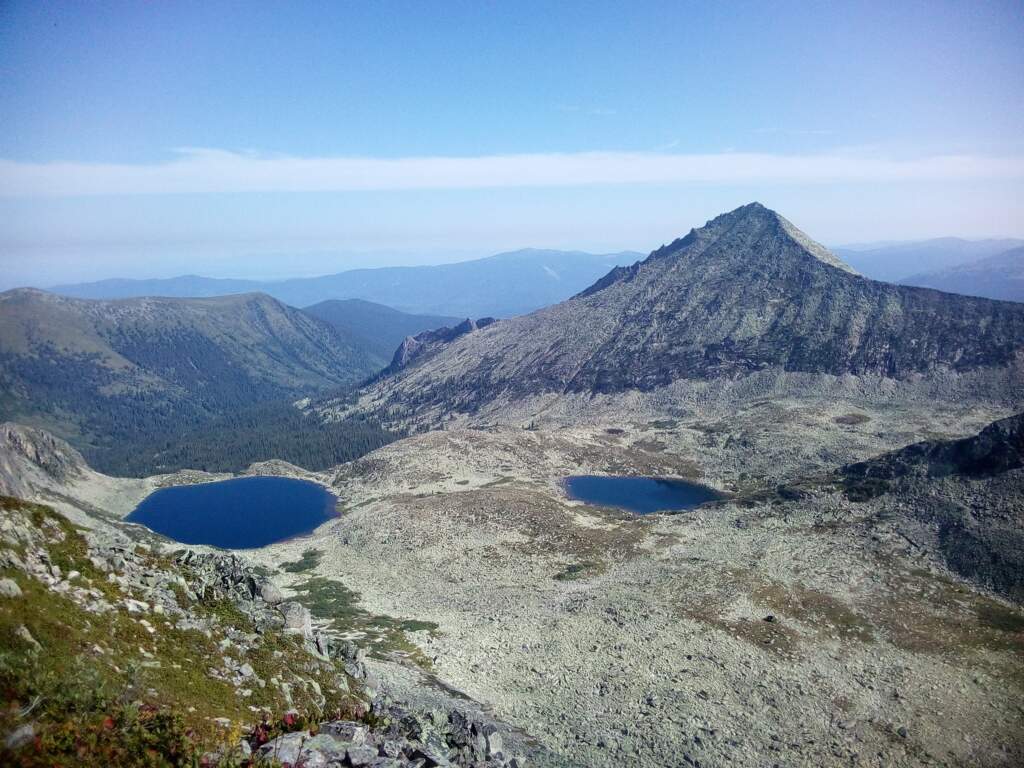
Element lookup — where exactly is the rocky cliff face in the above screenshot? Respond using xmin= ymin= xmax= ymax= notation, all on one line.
xmin=843 ymin=412 xmax=1023 ymax=483
xmin=384 ymin=317 xmax=497 ymax=375
xmin=0 ymin=422 xmax=87 ymax=499
xmin=351 ymin=203 xmax=1024 ymax=423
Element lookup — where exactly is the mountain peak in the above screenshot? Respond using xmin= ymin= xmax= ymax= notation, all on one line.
xmin=637 ymin=203 xmax=856 ymax=276
xmin=667 ymin=202 xmax=857 ymax=274
xmin=351 ymin=204 xmax=1024 ymax=423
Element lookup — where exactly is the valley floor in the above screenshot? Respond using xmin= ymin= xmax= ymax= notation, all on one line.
xmin=259 ymin=400 xmax=1024 ymax=768
xmin=7 ymin=397 xmax=1023 ymax=767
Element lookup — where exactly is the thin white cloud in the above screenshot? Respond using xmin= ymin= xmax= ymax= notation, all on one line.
xmin=1 ymin=148 xmax=1023 ymax=197
xmin=751 ymin=127 xmax=836 ymax=136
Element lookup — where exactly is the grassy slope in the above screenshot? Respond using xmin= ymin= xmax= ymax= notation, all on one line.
xmin=0 ymin=497 xmax=366 ymax=767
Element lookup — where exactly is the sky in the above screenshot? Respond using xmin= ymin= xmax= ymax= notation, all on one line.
xmin=1 ymin=0 xmax=1023 ymax=287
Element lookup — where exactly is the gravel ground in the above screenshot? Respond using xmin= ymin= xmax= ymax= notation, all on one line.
xmin=248 ymin=405 xmax=1024 ymax=768
xmin=6 ymin=401 xmax=1022 ymax=767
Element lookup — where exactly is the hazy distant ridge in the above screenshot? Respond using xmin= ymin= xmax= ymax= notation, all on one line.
xmin=51 ymin=248 xmax=643 ymax=318
xmin=834 ymin=238 xmax=1024 ymax=283
xmin=900 ymin=246 xmax=1024 ymax=303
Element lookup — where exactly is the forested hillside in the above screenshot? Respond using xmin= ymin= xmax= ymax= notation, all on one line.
xmin=303 ymin=299 xmax=459 ymax=368
xmin=0 ymin=289 xmax=376 ymax=473
xmin=100 ymin=397 xmax=402 ymax=475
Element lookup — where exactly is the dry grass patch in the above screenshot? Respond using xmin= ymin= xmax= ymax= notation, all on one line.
xmin=752 ymin=582 xmax=875 ymax=643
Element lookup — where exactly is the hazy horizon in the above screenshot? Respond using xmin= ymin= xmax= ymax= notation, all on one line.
xmin=3 ymin=2 xmax=1023 ymax=288
xmin=2 ymin=231 xmax=1023 ymax=293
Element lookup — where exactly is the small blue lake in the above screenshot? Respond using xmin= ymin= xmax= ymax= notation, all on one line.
xmin=126 ymin=476 xmax=339 ymax=549
xmin=564 ymin=475 xmax=723 ymax=514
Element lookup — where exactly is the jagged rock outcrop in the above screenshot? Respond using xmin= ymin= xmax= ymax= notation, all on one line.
xmin=349 ymin=203 xmax=1024 ymax=423
xmin=0 ymin=422 xmax=87 ymax=498
xmin=256 ymin=705 xmax=520 ymax=767
xmin=384 ymin=317 xmax=497 ymax=375
xmin=843 ymin=412 xmax=1023 ymax=482
xmin=841 ymin=414 xmax=1024 ymax=601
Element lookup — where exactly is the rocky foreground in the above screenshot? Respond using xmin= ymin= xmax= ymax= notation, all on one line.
xmin=0 ymin=495 xmax=529 ymax=766
xmin=2 ymin=399 xmax=1023 ymax=767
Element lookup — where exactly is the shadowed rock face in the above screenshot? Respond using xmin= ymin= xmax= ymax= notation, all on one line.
xmin=360 ymin=203 xmax=1024 ymax=415
xmin=841 ymin=414 xmax=1024 ymax=602
xmin=843 ymin=412 xmax=1024 ymax=483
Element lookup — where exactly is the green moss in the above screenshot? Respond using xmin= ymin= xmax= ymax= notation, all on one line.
xmin=554 ymin=560 xmax=605 ymax=581
xmin=976 ymin=602 xmax=1024 ymax=633
xmin=0 ymin=568 xmax=250 ymax=763
xmin=282 ymin=548 xmax=324 ymax=574
xmin=292 ymin=577 xmax=438 ymax=668
xmin=0 ymin=498 xmax=367 ymax=765
xmin=191 ymin=595 xmax=250 ymax=627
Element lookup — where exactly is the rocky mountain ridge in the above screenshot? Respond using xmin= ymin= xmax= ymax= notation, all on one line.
xmin=339 ymin=203 xmax=1024 ymax=426
xmin=385 ymin=317 xmax=497 ymax=376
xmin=840 ymin=413 xmax=1024 ymax=601
xmin=843 ymin=412 xmax=1024 ymax=483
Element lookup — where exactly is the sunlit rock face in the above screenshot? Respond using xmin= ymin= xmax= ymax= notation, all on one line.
xmin=345 ymin=203 xmax=1024 ymax=425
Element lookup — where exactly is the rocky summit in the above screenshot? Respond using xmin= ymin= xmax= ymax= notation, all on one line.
xmin=338 ymin=204 xmax=1024 ymax=427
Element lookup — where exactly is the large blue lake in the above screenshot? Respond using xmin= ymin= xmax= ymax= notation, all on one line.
xmin=126 ymin=476 xmax=339 ymax=549
xmin=564 ymin=475 xmax=723 ymax=514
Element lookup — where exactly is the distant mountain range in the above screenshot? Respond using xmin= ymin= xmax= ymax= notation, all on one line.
xmin=51 ymin=248 xmax=643 ymax=318
xmin=899 ymin=246 xmax=1024 ymax=303
xmin=834 ymin=238 xmax=1024 ymax=283
xmin=343 ymin=204 xmax=1024 ymax=427
xmin=7 ymin=211 xmax=1024 ymax=474
xmin=0 ymin=289 xmax=377 ymax=471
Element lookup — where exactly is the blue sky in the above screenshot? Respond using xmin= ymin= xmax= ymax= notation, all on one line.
xmin=1 ymin=0 xmax=1022 ymax=286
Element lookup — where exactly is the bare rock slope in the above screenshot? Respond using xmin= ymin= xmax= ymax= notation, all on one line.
xmin=349 ymin=203 xmax=1024 ymax=425
xmin=842 ymin=412 xmax=1024 ymax=601
xmin=4 ymin=412 xmax=1023 ymax=767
